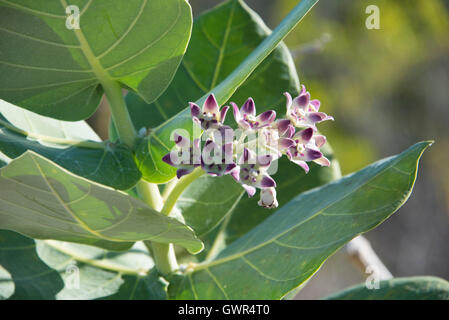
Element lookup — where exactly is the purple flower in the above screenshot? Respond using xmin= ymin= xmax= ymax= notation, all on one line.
xmin=162 ymin=133 xmax=201 ymax=179
xmin=231 ymin=98 xmax=276 ymax=131
xmin=232 ymin=148 xmax=276 ymax=197
xmin=258 ymin=187 xmax=278 ymax=209
xmin=190 ymin=94 xmax=229 ymax=130
xmin=201 ymin=139 xmax=238 ymax=177
xmin=284 ymin=85 xmax=333 ymax=130
xmin=260 ymin=119 xmax=296 ymax=156
xmin=286 ymin=127 xmax=331 ymax=172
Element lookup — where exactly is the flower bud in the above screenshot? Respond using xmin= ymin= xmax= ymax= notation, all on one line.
xmin=258 ymin=187 xmax=278 ymax=209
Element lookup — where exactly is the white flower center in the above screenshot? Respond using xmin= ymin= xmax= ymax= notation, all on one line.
xmin=203 ymin=112 xmax=215 ymax=121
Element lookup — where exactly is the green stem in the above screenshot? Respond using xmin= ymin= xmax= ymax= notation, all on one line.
xmin=162 ymin=178 xmax=178 ymax=201
xmin=149 ymin=243 xmax=179 ymax=276
xmin=102 ymin=80 xmax=137 ymax=148
xmin=140 ymin=169 xmax=204 ymax=275
xmin=160 ymin=167 xmax=205 ymax=216
xmin=136 ymin=180 xmax=163 ymax=211
xmin=136 ymin=179 xmax=179 ymax=275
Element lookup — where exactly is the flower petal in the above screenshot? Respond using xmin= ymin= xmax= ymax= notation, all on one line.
xmin=284 ymin=92 xmax=292 ymax=111
xmin=190 ymin=102 xmax=201 ymax=118
xmin=225 ymin=163 xmax=237 ymax=174
xmin=257 ymin=174 xmax=276 ymax=188
xmin=242 ymin=184 xmax=256 ymax=197
xmin=291 ymin=160 xmax=309 ymax=173
xmin=275 ymin=119 xmax=291 ymax=135
xmin=241 ymin=98 xmax=256 ymax=116
xmin=177 ymin=168 xmax=193 ymax=179
xmin=173 ymin=133 xmax=190 ymax=148
xmin=305 ymin=148 xmax=323 ymax=161
xmin=162 ymin=152 xmax=178 ymax=166
xmin=310 ymin=99 xmax=321 ymax=111
xmin=257 ymin=154 xmax=273 ymax=168
xmin=293 ymin=91 xmax=310 ymax=109
xmin=231 ymin=102 xmax=241 ymax=122
xmin=293 ymin=127 xmax=314 ymax=144
xmin=256 ymin=110 xmax=276 ymax=127
xmin=203 ymin=94 xmax=220 ymax=114
xmin=230 ymin=166 xmax=240 ymax=182
xmin=279 ymin=138 xmax=295 ymax=150
xmin=314 ymin=135 xmax=327 ymax=148
xmin=307 ymin=112 xmax=334 ymax=123
xmin=314 ymin=156 xmax=331 ymax=167
xmin=192 ymin=116 xmax=201 ymax=127
xmin=220 ymin=105 xmax=230 ymax=122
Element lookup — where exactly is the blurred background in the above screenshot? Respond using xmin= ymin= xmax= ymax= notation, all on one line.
xmin=89 ymin=0 xmax=449 ymax=299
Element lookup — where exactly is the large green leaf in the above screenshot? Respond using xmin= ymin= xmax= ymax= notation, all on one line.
xmin=0 ymin=230 xmax=64 ymax=300
xmin=37 ymin=240 xmax=167 ymax=300
xmin=0 ymin=151 xmax=203 ymax=253
xmin=325 ymin=277 xmax=449 ymax=300
xmin=0 ymin=0 xmax=192 ymax=120
xmin=127 ymin=0 xmax=300 ymax=183
xmin=168 ymin=141 xmax=431 ymax=299
xmin=0 ymin=99 xmax=140 ymax=190
xmin=0 ymin=230 xmax=168 ymax=300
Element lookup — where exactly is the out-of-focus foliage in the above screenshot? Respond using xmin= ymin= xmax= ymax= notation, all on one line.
xmin=277 ymin=0 xmax=449 ymax=188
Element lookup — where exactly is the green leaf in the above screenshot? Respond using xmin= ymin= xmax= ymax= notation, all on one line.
xmin=0 ymin=230 xmax=64 ymax=300
xmin=0 ymin=0 xmax=192 ymax=120
xmin=325 ymin=277 xmax=449 ymax=300
xmin=168 ymin=141 xmax=432 ymax=299
xmin=36 ymin=240 xmax=168 ymax=300
xmin=0 ymin=232 xmax=168 ymax=300
xmin=0 ymin=99 xmax=141 ymax=190
xmin=100 ymin=270 xmax=168 ymax=300
xmin=128 ymin=0 xmax=304 ymax=183
xmin=177 ymin=175 xmax=244 ymax=238
xmin=0 ymin=151 xmax=203 ymax=253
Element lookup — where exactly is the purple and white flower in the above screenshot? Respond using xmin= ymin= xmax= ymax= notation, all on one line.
xmin=162 ymin=133 xmax=201 ymax=179
xmin=231 ymin=98 xmax=276 ymax=132
xmin=286 ymin=127 xmax=330 ymax=172
xmin=232 ymin=148 xmax=276 ymax=197
xmin=190 ymin=94 xmax=229 ymax=130
xmin=260 ymin=119 xmax=296 ymax=156
xmin=284 ymin=85 xmax=333 ymax=130
xmin=201 ymin=139 xmax=238 ymax=177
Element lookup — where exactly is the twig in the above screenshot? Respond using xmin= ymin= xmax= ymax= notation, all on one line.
xmin=346 ymin=235 xmax=393 ymax=280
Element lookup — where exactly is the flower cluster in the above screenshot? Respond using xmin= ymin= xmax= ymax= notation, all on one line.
xmin=162 ymin=85 xmax=333 ymax=209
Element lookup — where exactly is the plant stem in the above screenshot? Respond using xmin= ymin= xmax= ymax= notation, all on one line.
xmin=136 ymin=180 xmax=163 ymax=211
xmin=135 ymin=179 xmax=179 ymax=275
xmin=162 ymin=178 xmax=178 ymax=201
xmin=160 ymin=167 xmax=205 ymax=216
xmin=346 ymin=235 xmax=393 ymax=280
xmin=102 ymin=80 xmax=137 ymax=148
xmin=140 ymin=168 xmax=204 ymax=275
xmin=149 ymin=243 xmax=179 ymax=276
